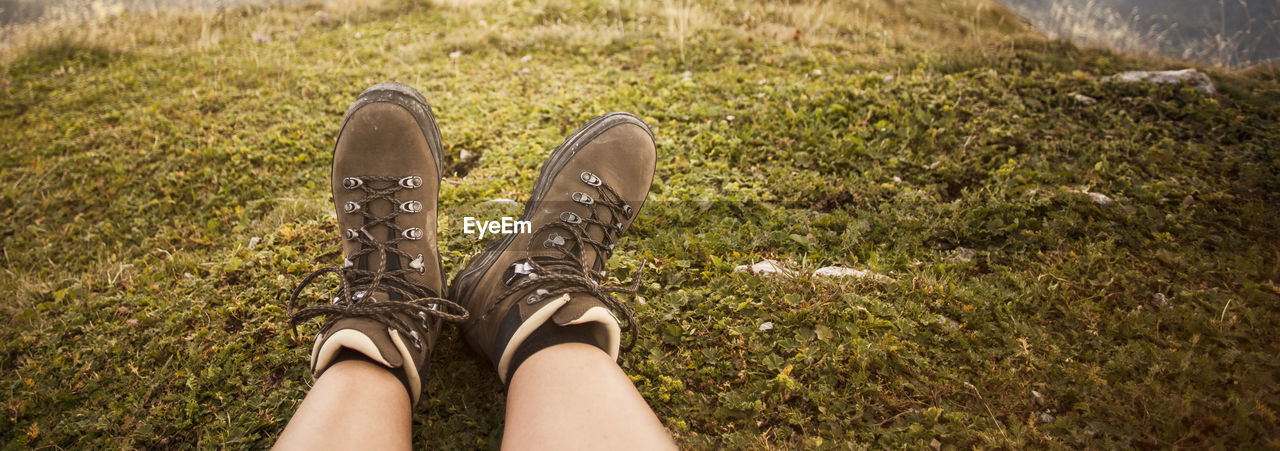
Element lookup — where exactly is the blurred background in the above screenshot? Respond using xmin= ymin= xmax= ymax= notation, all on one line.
xmin=8 ymin=0 xmax=1273 ymax=68
xmin=997 ymin=0 xmax=1279 ymax=68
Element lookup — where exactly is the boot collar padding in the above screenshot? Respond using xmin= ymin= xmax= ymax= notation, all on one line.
xmin=496 ymin=294 xmax=622 ymax=384
xmin=310 ymin=328 xmax=422 ymax=405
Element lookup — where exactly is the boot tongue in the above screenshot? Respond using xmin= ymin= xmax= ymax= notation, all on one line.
xmin=356 ymin=197 xmax=403 ymax=303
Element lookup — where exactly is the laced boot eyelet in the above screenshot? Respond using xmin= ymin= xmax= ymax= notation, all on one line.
xmin=622 ymin=204 xmax=633 ymax=217
xmin=544 ymin=233 xmax=566 ymax=248
xmin=344 ymin=229 xmax=360 ymax=240
xmin=526 ymin=288 xmax=550 ymax=304
xmin=560 ymin=212 xmax=582 ymax=224
xmin=402 ymin=228 xmax=424 ymax=240
xmin=399 ymin=176 xmax=423 ymax=189
xmin=343 ymin=258 xmax=354 ymax=268
xmin=409 ymin=254 xmax=426 ymax=274
xmin=400 ymin=200 xmax=422 ymax=213
xmin=580 ymin=171 xmax=602 ymax=186
xmin=571 ymin=192 xmax=594 ymax=205
xmin=344 ymin=202 xmax=361 ymax=213
xmin=504 ymin=260 xmax=535 ymax=286
xmin=343 ymin=177 xmax=363 ymax=189
xmin=408 ymin=330 xmax=422 ymax=349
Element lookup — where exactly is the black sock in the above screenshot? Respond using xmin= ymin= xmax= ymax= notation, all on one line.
xmin=505 ymin=322 xmax=604 ymax=384
xmin=331 ymin=348 xmax=414 ymax=401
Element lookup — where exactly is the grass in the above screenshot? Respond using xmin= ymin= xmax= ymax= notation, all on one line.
xmin=2 ymin=0 xmax=1279 ymax=447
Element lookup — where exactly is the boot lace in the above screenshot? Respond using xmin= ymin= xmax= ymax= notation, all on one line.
xmin=495 ymin=171 xmax=645 ymax=353
xmin=288 ymin=175 xmax=468 ymax=350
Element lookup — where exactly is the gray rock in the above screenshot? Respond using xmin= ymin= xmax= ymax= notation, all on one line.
xmin=1153 ymin=293 xmax=1170 ymax=309
xmin=812 ymin=265 xmax=890 ymax=281
xmin=1088 ymin=192 xmax=1114 ymax=206
xmin=481 ymin=198 xmax=518 ymax=207
xmin=1072 ymin=93 xmax=1098 ymax=105
xmin=459 ymin=149 xmax=479 ymax=163
xmin=735 ymin=259 xmax=795 ymax=277
xmin=950 ymin=247 xmax=977 ymax=262
xmin=1103 ymin=69 xmax=1216 ymax=96
xmin=938 ymin=315 xmax=960 ymax=331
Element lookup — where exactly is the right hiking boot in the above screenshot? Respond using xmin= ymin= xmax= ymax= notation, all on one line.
xmin=287 ymin=82 xmax=467 ymax=405
xmin=449 ymin=113 xmax=656 ymax=383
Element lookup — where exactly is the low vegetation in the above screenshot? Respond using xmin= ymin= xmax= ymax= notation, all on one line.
xmin=2 ymin=0 xmax=1278 ymax=447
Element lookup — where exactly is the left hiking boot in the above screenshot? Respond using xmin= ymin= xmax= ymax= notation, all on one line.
xmin=448 ymin=113 xmax=656 ymax=383
xmin=287 ymin=82 xmax=467 ymax=405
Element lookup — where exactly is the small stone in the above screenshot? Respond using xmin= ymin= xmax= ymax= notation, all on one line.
xmin=1103 ymin=68 xmax=1216 ymax=95
xmin=1040 ymin=412 xmax=1055 ymax=423
xmin=759 ymin=321 xmax=774 ymax=331
xmin=1071 ymin=189 xmax=1114 ymax=206
xmin=812 ymin=266 xmax=890 ymax=281
xmin=1031 ymin=390 xmax=1045 ymax=406
xmin=459 ymin=149 xmax=478 ymax=163
xmin=481 ymin=198 xmax=518 ymax=207
xmin=1073 ymin=93 xmax=1097 ymax=105
xmin=938 ymin=315 xmax=960 ymax=330
xmin=1152 ymin=293 xmax=1169 ymax=309
xmin=812 ymin=69 xmax=823 ymax=75
xmin=520 ymin=54 xmax=532 ymax=63
xmin=517 ymin=67 xmax=531 ymax=75
xmin=726 ymin=115 xmax=735 ymax=122
xmin=636 ymin=296 xmax=647 ymax=306
xmin=183 ymin=273 xmax=195 ymax=280
xmin=126 ymin=319 xmax=139 ymax=326
xmin=734 ymin=259 xmax=795 ymax=277
xmin=248 ymin=237 xmax=261 ymax=249
xmin=929 ymin=438 xmax=941 ymax=451
xmin=449 ymin=50 xmax=462 ymax=59
xmin=950 ymin=247 xmax=977 ymax=262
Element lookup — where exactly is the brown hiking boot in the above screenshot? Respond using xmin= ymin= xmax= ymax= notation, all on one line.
xmin=449 ymin=113 xmax=656 ymax=383
xmin=287 ymin=82 xmax=467 ymax=405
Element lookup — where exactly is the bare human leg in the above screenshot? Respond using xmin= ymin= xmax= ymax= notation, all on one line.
xmin=503 ymin=342 xmax=675 ymax=450
xmin=274 ymin=358 xmax=412 ymax=451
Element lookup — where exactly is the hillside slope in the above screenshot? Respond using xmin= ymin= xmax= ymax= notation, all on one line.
xmin=2 ymin=0 xmax=1278 ymax=447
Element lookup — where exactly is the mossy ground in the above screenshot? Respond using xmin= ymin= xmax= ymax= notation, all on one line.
xmin=2 ymin=0 xmax=1279 ymax=447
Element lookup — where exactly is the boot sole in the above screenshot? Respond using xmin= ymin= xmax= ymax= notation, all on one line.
xmin=449 ymin=112 xmax=654 ymax=321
